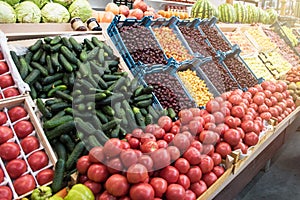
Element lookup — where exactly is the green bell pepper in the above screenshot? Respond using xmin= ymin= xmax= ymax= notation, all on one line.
xmin=64 ymin=184 xmax=94 ymax=200
xmin=48 ymin=196 xmax=63 ymax=200
xmin=31 ymin=186 xmax=52 ymax=200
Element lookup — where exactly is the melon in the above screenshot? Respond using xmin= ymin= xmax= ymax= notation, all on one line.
xmin=266 ymin=8 xmax=278 ymax=24
xmin=258 ymin=8 xmax=270 ymax=24
xmin=246 ymin=4 xmax=259 ymax=24
xmin=218 ymin=3 xmax=236 ymax=23
xmin=191 ymin=0 xmax=218 ymax=19
xmin=234 ymin=2 xmax=247 ymax=23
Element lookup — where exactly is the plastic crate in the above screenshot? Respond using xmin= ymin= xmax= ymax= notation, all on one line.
xmin=243 ymin=56 xmax=275 ymax=81
xmin=150 ymin=16 xmax=197 ymax=64
xmin=107 ymin=16 xmax=169 ymax=72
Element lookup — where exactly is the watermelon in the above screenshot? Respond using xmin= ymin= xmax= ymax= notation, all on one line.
xmin=246 ymin=4 xmax=259 ymax=23
xmin=266 ymin=8 xmax=278 ymax=24
xmin=218 ymin=3 xmax=236 ymax=23
xmin=191 ymin=0 xmax=218 ymax=19
xmin=258 ymin=8 xmax=270 ymax=24
xmin=234 ymin=2 xmax=247 ymax=23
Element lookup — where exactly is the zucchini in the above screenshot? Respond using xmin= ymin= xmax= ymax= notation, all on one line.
xmin=29 ymin=39 xmax=43 ymax=52
xmin=19 ymin=56 xmax=29 ymax=79
xmin=54 ymin=141 xmax=67 ymax=161
xmin=43 ymin=115 xmax=73 ymax=129
xmin=31 ymin=61 xmax=48 ymax=76
xmin=60 ymin=134 xmax=75 ymax=152
xmin=60 ymin=46 xmax=78 ymax=64
xmin=36 ymin=98 xmax=52 ymax=119
xmin=46 ymin=120 xmax=76 ymax=140
xmin=51 ymin=159 xmax=65 ymax=193
xmin=65 ymin=141 xmax=85 ymax=170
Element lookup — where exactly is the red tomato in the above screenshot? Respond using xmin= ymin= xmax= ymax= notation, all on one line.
xmin=103 ymin=138 xmax=122 ymax=158
xmin=274 ymin=92 xmax=283 ymax=102
xmin=232 ymin=89 xmax=243 ymax=96
xmin=78 ymin=175 xmax=89 ymax=184
xmin=206 ymin=100 xmax=220 ymax=113
xmin=0 ymin=142 xmax=20 ymax=161
xmin=199 ymin=130 xmax=219 ymax=145
xmin=105 ymin=174 xmax=129 ymax=197
xmin=212 ymin=166 xmax=225 ymax=178
xmin=286 ymin=99 xmax=295 ymax=108
xmin=221 ymin=91 xmax=232 ymax=100
xmin=228 ymin=94 xmax=242 ymax=105
xmin=234 ymin=142 xmax=249 ymax=154
xmin=121 ymin=140 xmax=130 ymax=150
xmin=186 ymin=166 xmax=202 ymax=183
xmin=215 ymin=142 xmax=232 ymax=158
xmin=0 ymin=186 xmax=12 ymax=200
xmin=253 ymin=95 xmax=265 ymax=105
xmin=172 ymin=133 xmax=190 ymax=152
xmin=13 ymin=174 xmax=36 ymax=195
xmin=0 ymin=167 xmax=3 ymax=182
xmin=183 ymin=147 xmax=201 ymax=165
xmin=177 ymin=174 xmax=193 ymax=189
xmin=231 ymin=106 xmax=245 ymax=118
xmin=265 ymin=98 xmax=273 ymax=107
xmin=244 ymin=132 xmax=259 ymax=146
xmin=202 ymin=144 xmax=215 ymax=156
xmin=160 ymin=166 xmax=179 ymax=184
xmin=212 ymin=111 xmax=224 ymax=124
xmin=170 ymin=125 xmax=180 ymax=135
xmin=190 ymin=140 xmax=203 ymax=153
xmin=241 ymin=120 xmax=254 ymax=133
xmin=130 ymin=183 xmax=154 ymax=200
xmin=84 ymin=180 xmax=102 ymax=195
xmin=236 ymin=127 xmax=245 ymax=139
xmin=165 ymin=146 xmax=179 ymax=162
xmin=36 ymin=168 xmax=54 ymax=185
xmin=258 ymin=104 xmax=269 ymax=114
xmin=0 ymin=126 xmax=13 ymax=144
xmin=0 ymin=75 xmax=14 ymax=89
xmin=235 ymin=117 xmax=241 ymax=127
xmin=260 ymin=112 xmax=272 ymax=121
xmin=204 ymin=122 xmax=216 ymax=131
xmin=199 ymin=155 xmax=214 ymax=174
xmin=138 ymin=155 xmax=153 ymax=171
xmin=6 ymin=159 xmax=27 ymax=179
xmin=107 ymin=158 xmax=124 ymax=174
xmin=214 ymin=123 xmax=229 ymax=136
xmin=98 ymin=191 xmax=117 ymax=200
xmin=88 ymin=146 xmax=105 ymax=163
xmin=128 ymin=137 xmax=140 ymax=149
xmin=157 ymin=140 xmax=168 ymax=149
xmin=0 ymin=61 xmax=9 ymax=75
xmin=202 ymin=171 xmax=218 ymax=187
xmin=188 ymin=120 xmax=203 ymax=135
xmin=120 ymin=149 xmax=138 ymax=168
xmin=8 ymin=106 xmax=27 ymax=122
xmin=165 ymin=184 xmax=185 ymax=200
xmin=211 ymin=152 xmax=222 ymax=166
xmin=254 ymin=84 xmax=263 ymax=92
xmin=20 ymin=136 xmax=39 ymax=154
xmin=3 ymin=88 xmax=20 ymax=98
xmin=174 ymin=158 xmax=190 ymax=174
xmin=127 ymin=163 xmax=149 ymax=184
xmin=28 ymin=151 xmax=48 ymax=171
xmin=179 ymin=109 xmax=193 ymax=125
xmin=14 ymin=120 xmax=34 ymax=139
xmin=158 ymin=116 xmax=172 ymax=132
xmin=220 ymin=106 xmax=230 ymax=117
xmin=190 ymin=180 xmax=207 ymax=197
xmin=76 ymin=155 xmax=92 ymax=174
xmin=202 ymin=114 xmax=215 ymax=124
xmin=224 ymin=129 xmax=241 ymax=146
xmin=140 ymin=133 xmax=156 ymax=144
xmin=0 ymin=112 xmax=7 ymax=125
xmin=152 ymin=127 xmax=165 ymax=139
xmin=150 ymin=177 xmax=168 ymax=198
xmin=163 ymin=133 xmax=174 ymax=144
xmin=224 ymin=116 xmax=237 ymax=128
xmin=189 ymin=107 xmax=202 ymax=117
xmin=87 ymin=163 xmax=109 ymax=183
xmin=184 ymin=190 xmax=196 ymax=200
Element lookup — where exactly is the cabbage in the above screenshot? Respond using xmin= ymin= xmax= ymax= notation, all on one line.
xmin=41 ymin=2 xmax=70 ymax=23
xmin=25 ymin=0 xmax=49 ymax=9
xmin=2 ymin=0 xmax=20 ymax=6
xmin=15 ymin=1 xmax=41 ymax=23
xmin=68 ymin=0 xmax=92 ymax=22
xmin=0 ymin=1 xmax=16 ymax=23
xmin=53 ymin=0 xmax=74 ymax=7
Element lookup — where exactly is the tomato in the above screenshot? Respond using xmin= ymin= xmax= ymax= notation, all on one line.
xmin=152 ymin=127 xmax=165 ymax=139
xmin=121 ymin=140 xmax=130 ymax=150
xmin=205 ymin=100 xmax=220 ymax=113
xmin=221 ymin=91 xmax=232 ymax=100
xmin=105 ymin=174 xmax=129 ymax=197
xmin=190 ymin=180 xmax=207 ymax=197
xmin=253 ymin=94 xmax=265 ymax=106
xmin=13 ymin=174 xmax=36 ymax=195
xmin=189 ymin=107 xmax=201 ymax=117
xmin=138 ymin=155 xmax=153 ymax=171
xmin=183 ymin=147 xmax=201 ymax=165
xmin=242 ymin=114 xmax=254 ymax=122
xmin=0 ymin=61 xmax=9 ymax=75
xmin=36 ymin=168 xmax=54 ymax=185
xmin=132 ymin=128 xmax=144 ymax=138
xmin=174 ymin=158 xmax=190 ymax=174
xmin=254 ymin=84 xmax=263 ymax=92
xmin=228 ymin=94 xmax=242 ymax=105
xmin=211 ymin=152 xmax=222 ymax=166
xmin=0 ymin=126 xmax=13 ymax=144
xmin=165 ymin=146 xmax=179 ymax=162
xmin=107 ymin=157 xmax=124 ymax=174
xmin=8 ymin=106 xmax=27 ymax=122
xmin=170 ymin=125 xmax=180 ymax=135
xmin=162 ymin=133 xmax=173 ymax=144
xmin=179 ymin=109 xmax=193 ymax=125
xmin=150 ymin=177 xmax=168 ymax=198
xmin=273 ymin=92 xmax=283 ymax=102
xmin=188 ymin=120 xmax=203 ymax=135
xmin=160 ymin=166 xmax=179 ymax=184
xmin=158 ymin=116 xmax=172 ymax=132
xmin=244 ymin=132 xmax=259 ymax=146
xmin=204 ymin=122 xmax=216 ymax=131
xmin=184 ymin=190 xmax=196 ymax=200
xmin=140 ymin=133 xmax=156 ymax=144
xmin=215 ymin=142 xmax=232 ymax=158
xmin=199 ymin=130 xmax=219 ymax=145
xmin=186 ymin=166 xmax=202 ymax=183
xmin=260 ymin=112 xmax=272 ymax=121
xmin=98 ymin=190 xmax=117 ymax=200
xmin=128 ymin=137 xmax=140 ymax=149
xmin=0 ymin=142 xmax=20 ymax=161
xmin=127 ymin=163 xmax=149 ymax=184
xmin=214 ymin=123 xmax=229 ymax=136
xmin=202 ymin=171 xmax=218 ymax=187
xmin=88 ymin=146 xmax=105 ymax=163
xmin=20 ymin=136 xmax=39 ymax=155
xmin=190 ymin=140 xmax=203 ymax=153
xmin=28 ymin=151 xmax=48 ymax=171
xmin=264 ymin=98 xmax=273 ymax=107
xmin=103 ymin=138 xmax=122 ymax=158
xmin=220 ymin=106 xmax=230 ymax=117
xmin=140 ymin=140 xmax=158 ymax=153
xmin=6 ymin=159 xmax=27 ymax=179
xmin=232 ymin=89 xmax=243 ymax=96
xmin=224 ymin=129 xmax=241 ymax=146
xmin=76 ymin=155 xmax=92 ymax=174
xmin=231 ymin=106 xmax=245 ymax=118
xmin=213 ymin=166 xmax=225 ymax=178
xmin=224 ymin=116 xmax=237 ymax=129
xmin=172 ymin=133 xmax=190 ymax=152
xmin=0 ymin=186 xmax=12 ymax=200
xmin=235 ymin=117 xmax=241 ymax=127
xmin=134 ymin=150 xmax=143 ymax=159
xmin=0 ymin=112 xmax=7 ymax=126
xmin=212 ymin=111 xmax=224 ymax=124
xmin=236 ymin=127 xmax=245 ymax=139
xmin=286 ymin=99 xmax=295 ymax=108
xmin=199 ymin=109 xmax=209 ymax=117
xmin=120 ymin=149 xmax=138 ymax=169
xmin=130 ymin=183 xmax=154 ymax=200
xmin=270 ymin=96 xmax=278 ymax=106
xmin=234 ymin=142 xmax=248 ymax=154
xmin=167 ymin=184 xmax=186 ymax=199
xmin=0 ymin=75 xmax=14 ymax=89
xmin=199 ymin=155 xmax=214 ymax=174
xmin=202 ymin=114 xmax=215 ymax=124
xmin=3 ymin=88 xmax=20 ymax=98
xmin=87 ymin=163 xmax=109 ymax=183
xmin=0 ymin=167 xmax=3 ymax=182
xmin=202 ymin=144 xmax=215 ymax=156
xmin=84 ymin=180 xmax=102 ymax=195
xmin=157 ymin=140 xmax=168 ymax=149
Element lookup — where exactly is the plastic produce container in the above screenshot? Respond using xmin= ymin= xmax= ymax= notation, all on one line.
xmin=0 ymin=96 xmax=56 ymax=199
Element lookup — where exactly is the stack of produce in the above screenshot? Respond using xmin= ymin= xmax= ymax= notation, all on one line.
xmin=217 ymin=3 xmax=236 ymax=23
xmin=281 ymin=66 xmax=300 ymax=103
xmin=243 ymin=56 xmax=275 ymax=81
xmin=191 ymin=0 xmax=218 ymax=19
xmin=246 ymin=27 xmax=277 ymax=52
xmin=0 ymin=0 xmax=93 ymax=23
xmin=280 ymin=26 xmax=298 ymax=47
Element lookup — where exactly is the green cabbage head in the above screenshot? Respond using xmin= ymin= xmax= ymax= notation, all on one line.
xmin=68 ymin=0 xmax=92 ymax=22
xmin=2 ymin=0 xmax=20 ymax=6
xmin=41 ymin=2 xmax=70 ymax=23
xmin=53 ymin=0 xmax=74 ymax=8
xmin=0 ymin=1 xmax=16 ymax=23
xmin=25 ymin=0 xmax=49 ymax=9
xmin=15 ymin=1 xmax=41 ymax=23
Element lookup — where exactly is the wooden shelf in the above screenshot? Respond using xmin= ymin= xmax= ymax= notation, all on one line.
xmin=146 ymin=0 xmax=195 ymax=7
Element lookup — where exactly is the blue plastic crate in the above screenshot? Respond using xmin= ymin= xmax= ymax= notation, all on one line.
xmin=107 ymin=16 xmax=169 ymax=72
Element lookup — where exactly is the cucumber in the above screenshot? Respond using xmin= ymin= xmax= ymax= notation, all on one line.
xmin=85 ymin=93 xmax=107 ymax=101
xmin=43 ymin=80 xmax=63 ymax=92
xmin=145 ymin=114 xmax=153 ymax=125
xmin=101 ymin=105 xmax=115 ymax=116
xmin=69 ymin=37 xmax=82 ymax=53
xmin=101 ymin=120 xmax=118 ymax=132
xmin=84 ymin=38 xmax=95 ymax=50
xmin=39 ymin=50 xmax=46 ymax=65
xmin=93 ymin=74 xmax=107 ymax=89
xmin=74 ymin=117 xmax=96 ymax=134
xmin=54 ymin=141 xmax=67 ymax=161
xmin=36 ymin=98 xmax=52 ymax=119
xmin=136 ymin=99 xmax=152 ymax=108
xmin=31 ymin=61 xmax=48 ymax=76
xmin=167 ymin=107 xmax=176 ymax=119
xmin=65 ymin=141 xmax=85 ymax=170
xmin=48 ymin=110 xmax=66 ymax=120
xmin=10 ymin=51 xmax=22 ymax=71
xmin=46 ymin=55 xmax=55 ymax=74
xmin=60 ymin=46 xmax=78 ymax=64
xmin=45 ymin=98 xmax=63 ymax=106
xmin=142 ymin=86 xmax=154 ymax=94
xmin=148 ymin=105 xmax=159 ymax=120
xmin=87 ymin=135 xmax=101 ymax=148
xmin=54 ymin=90 xmax=73 ymax=103
xmin=25 ymin=51 xmax=33 ymax=64
xmin=96 ymin=110 xmax=108 ymax=124
xmin=91 ymin=36 xmax=104 ymax=48
xmin=90 ymin=61 xmax=105 ymax=76
xmin=134 ymin=94 xmax=152 ymax=102
xmin=30 ymin=85 xmax=37 ymax=99
xmin=47 ymin=85 xmax=67 ymax=97
xmin=140 ymin=108 xmax=148 ymax=116
xmin=110 ymin=125 xmax=120 ymax=138
xmin=42 ymin=73 xmax=64 ymax=85
xmin=90 ymin=114 xmax=102 ymax=130
xmin=50 ymin=36 xmax=62 ymax=45
xmin=50 ymin=102 xmax=70 ymax=113
xmin=59 ymin=54 xmax=73 ymax=72
xmin=34 ymin=81 xmax=43 ymax=93
xmin=79 ymin=50 xmax=88 ymax=62
xmin=102 ymin=74 xmax=121 ymax=81
xmin=62 ymin=37 xmax=73 ymax=50
xmin=50 ymin=43 xmax=63 ymax=53
xmin=134 ymin=85 xmax=144 ymax=97
xmin=51 ymin=159 xmax=65 ymax=193
xmin=133 ymin=107 xmax=145 ymax=127
xmin=32 ymin=48 xmax=43 ymax=62
xmin=19 ymin=56 xmax=29 ymax=79
xmin=43 ymin=115 xmax=73 ymax=129
xmin=87 ymin=46 xmax=100 ymax=60
xmin=29 ymin=39 xmax=42 ymax=52
xmin=98 ymin=48 xmax=105 ymax=64
xmin=51 ymin=53 xmax=60 ymax=70
xmin=103 ymin=43 xmax=113 ymax=56
xmin=60 ymin=134 xmax=75 ymax=152
xmin=93 ymin=129 xmax=109 ymax=145
xmin=46 ymin=120 xmax=76 ymax=140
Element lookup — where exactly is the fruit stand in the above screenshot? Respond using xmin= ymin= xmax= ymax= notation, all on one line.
xmin=1 ymin=0 xmax=300 ymax=199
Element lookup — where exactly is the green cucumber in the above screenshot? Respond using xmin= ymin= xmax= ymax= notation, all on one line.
xmin=136 ymin=99 xmax=152 ymax=108
xmin=42 ymin=73 xmax=64 ymax=85
xmin=59 ymin=54 xmax=73 ymax=72
xmin=54 ymin=141 xmax=67 ymax=161
xmin=69 ymin=37 xmax=82 ymax=53
xmin=36 ymin=98 xmax=52 ymax=119
xmin=19 ymin=56 xmax=29 ymax=79
xmin=31 ymin=61 xmax=48 ymax=76
xmin=46 ymin=55 xmax=54 ymax=74
xmin=50 ymin=102 xmax=70 ymax=113
xmin=60 ymin=46 xmax=78 ymax=64
xmin=91 ymin=36 xmax=104 ymax=48
xmin=51 ymin=159 xmax=65 ymax=193
xmin=46 ymin=120 xmax=76 ymax=140
xmin=47 ymin=85 xmax=67 ymax=97
xmin=32 ymin=48 xmax=43 ymax=62
xmin=84 ymin=38 xmax=95 ymax=50
xmin=62 ymin=37 xmax=73 ymax=50
xmin=60 ymin=134 xmax=75 ymax=152
xmin=43 ymin=115 xmax=73 ymax=129
xmin=54 ymin=90 xmax=73 ymax=103
xmin=50 ymin=36 xmax=62 ymax=45
xmin=101 ymin=105 xmax=114 ymax=116
xmin=29 ymin=39 xmax=42 ymax=52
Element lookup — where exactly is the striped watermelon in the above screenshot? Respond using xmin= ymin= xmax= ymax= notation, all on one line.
xmin=191 ymin=0 xmax=218 ymax=19
xmin=246 ymin=4 xmax=259 ymax=23
xmin=234 ymin=2 xmax=247 ymax=23
xmin=266 ymin=8 xmax=278 ymax=24
xmin=258 ymin=8 xmax=270 ymax=24
xmin=218 ymin=3 xmax=236 ymax=23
